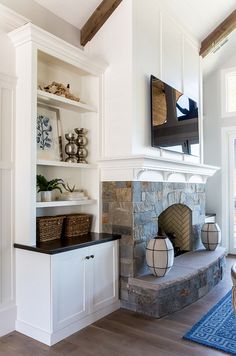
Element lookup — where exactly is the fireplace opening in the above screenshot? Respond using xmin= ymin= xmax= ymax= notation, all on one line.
xmin=158 ymin=204 xmax=192 ymax=257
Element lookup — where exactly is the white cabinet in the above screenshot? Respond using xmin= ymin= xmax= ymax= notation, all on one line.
xmin=52 ymin=241 xmax=118 ymax=331
xmin=15 ymin=240 xmax=119 ymax=346
xmin=92 ymin=241 xmax=118 ymax=312
xmin=52 ymin=248 xmax=90 ymax=331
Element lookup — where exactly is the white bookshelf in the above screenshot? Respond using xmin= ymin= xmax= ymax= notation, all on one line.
xmin=36 ymin=199 xmax=96 ymax=208
xmin=37 ymin=90 xmax=97 ymax=113
xmin=10 ymin=23 xmax=106 ymax=245
xmin=37 ymin=159 xmax=97 ymax=169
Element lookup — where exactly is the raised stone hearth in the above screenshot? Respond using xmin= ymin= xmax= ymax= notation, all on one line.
xmin=127 ymin=248 xmax=226 ymax=317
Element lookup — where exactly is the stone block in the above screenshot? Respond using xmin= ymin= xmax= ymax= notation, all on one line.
xmin=133 ymin=201 xmax=154 ymax=213
xmin=144 ymin=191 xmax=159 ymax=204
xmin=134 ymin=221 xmax=157 ymax=242
xmin=115 ymin=181 xmax=131 ymax=188
xmin=132 ymin=182 xmax=142 ymax=203
xmin=115 ymin=188 xmax=132 ymax=202
xmin=119 ymin=235 xmax=134 ymax=246
xmin=134 ymin=211 xmax=156 ymax=225
xmin=120 ymin=245 xmax=134 ymax=260
xmin=154 ymin=202 xmax=163 ymax=217
xmin=102 ymin=224 xmax=112 ymax=234
xmin=196 ymin=184 xmax=205 ymax=193
xmin=102 ymin=202 xmax=109 ymax=213
xmin=112 ymin=225 xmax=132 ymax=235
xmin=102 ymin=182 xmax=116 ymax=202
xmin=109 ymin=202 xmax=133 ymax=227
xmin=134 ymin=242 xmax=148 ymax=276
xmin=120 ymin=258 xmax=134 ymax=277
xmin=102 ymin=213 xmax=109 ymax=224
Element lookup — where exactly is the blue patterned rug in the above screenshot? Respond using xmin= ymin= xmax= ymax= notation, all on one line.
xmin=183 ymin=290 xmax=236 ymax=355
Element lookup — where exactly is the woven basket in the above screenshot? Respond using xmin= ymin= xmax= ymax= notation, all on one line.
xmin=37 ymin=215 xmax=65 ymax=242
xmin=64 ymin=214 xmax=92 ymax=238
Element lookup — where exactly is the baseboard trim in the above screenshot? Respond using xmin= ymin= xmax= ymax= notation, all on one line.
xmin=16 ymin=301 xmax=120 ymax=346
xmin=0 ymin=304 xmax=17 ymax=337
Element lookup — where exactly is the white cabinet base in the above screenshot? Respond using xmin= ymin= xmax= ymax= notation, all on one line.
xmin=16 ymin=300 xmax=120 ymax=346
xmin=15 ymin=240 xmax=120 ymax=346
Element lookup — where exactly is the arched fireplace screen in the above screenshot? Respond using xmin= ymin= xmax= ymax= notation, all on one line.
xmin=158 ymin=203 xmax=192 ymax=256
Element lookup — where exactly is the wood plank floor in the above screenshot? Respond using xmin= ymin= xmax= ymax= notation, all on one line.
xmin=1 ymin=256 xmax=235 ymax=356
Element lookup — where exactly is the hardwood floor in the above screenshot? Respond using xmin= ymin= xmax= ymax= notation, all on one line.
xmin=1 ymin=256 xmax=235 ymax=356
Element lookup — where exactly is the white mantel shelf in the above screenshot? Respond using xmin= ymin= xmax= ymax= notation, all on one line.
xmin=98 ymin=155 xmax=220 ymax=183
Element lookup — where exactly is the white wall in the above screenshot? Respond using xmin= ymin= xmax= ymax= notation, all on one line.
xmin=204 ymin=53 xmax=236 ymax=249
xmin=132 ymin=0 xmax=200 ymax=157
xmin=85 ymin=0 xmax=133 ymax=157
xmin=85 ymin=0 xmax=201 ymax=161
xmin=0 ymin=0 xmax=81 ymax=48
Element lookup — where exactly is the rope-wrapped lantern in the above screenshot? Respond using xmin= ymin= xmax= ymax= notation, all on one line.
xmin=146 ymin=235 xmax=174 ymax=277
xmin=201 ymin=222 xmax=221 ymax=251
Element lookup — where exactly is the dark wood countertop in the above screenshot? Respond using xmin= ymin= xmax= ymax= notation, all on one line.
xmin=14 ymin=233 xmax=121 ymax=255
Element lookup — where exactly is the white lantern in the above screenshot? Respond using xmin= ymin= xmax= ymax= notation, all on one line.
xmin=146 ymin=237 xmax=174 ymax=277
xmin=201 ymin=222 xmax=221 ymax=251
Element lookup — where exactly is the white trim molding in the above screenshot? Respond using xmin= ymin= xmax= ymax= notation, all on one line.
xmin=221 ymin=126 xmax=236 ymax=254
xmin=99 ymin=155 xmax=219 ymax=183
xmin=0 ymin=304 xmax=17 ymax=336
xmin=0 ymin=3 xmax=28 ymax=33
xmin=9 ymin=23 xmax=108 ymax=76
xmin=221 ymin=67 xmax=236 ymax=118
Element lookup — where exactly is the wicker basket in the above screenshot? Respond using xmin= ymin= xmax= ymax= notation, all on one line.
xmin=37 ymin=215 xmax=65 ymax=242
xmin=64 ymin=214 xmax=92 ymax=238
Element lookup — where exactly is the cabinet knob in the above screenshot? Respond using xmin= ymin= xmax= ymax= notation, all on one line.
xmin=90 ymin=255 xmax=95 ymax=259
xmin=85 ymin=256 xmax=90 ymax=260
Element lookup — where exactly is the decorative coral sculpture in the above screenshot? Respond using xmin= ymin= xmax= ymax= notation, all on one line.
xmin=39 ymin=81 xmax=80 ymax=102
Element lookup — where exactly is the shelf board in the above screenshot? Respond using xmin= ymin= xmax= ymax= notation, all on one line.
xmin=37 ymin=90 xmax=97 ymax=113
xmin=36 ymin=199 xmax=96 ymax=208
xmin=37 ymin=160 xmax=97 ymax=169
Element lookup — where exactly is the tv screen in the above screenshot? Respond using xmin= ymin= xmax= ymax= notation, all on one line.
xmin=150 ymin=75 xmax=199 ymax=156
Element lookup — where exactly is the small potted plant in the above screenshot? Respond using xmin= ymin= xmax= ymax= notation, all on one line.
xmin=36 ymin=174 xmax=64 ymax=202
xmin=61 ymin=182 xmax=87 ymax=201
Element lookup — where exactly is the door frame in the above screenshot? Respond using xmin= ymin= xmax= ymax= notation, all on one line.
xmin=221 ymin=126 xmax=236 ymax=254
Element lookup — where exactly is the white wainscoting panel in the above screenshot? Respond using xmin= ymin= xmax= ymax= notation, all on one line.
xmin=0 ymin=73 xmax=16 ymax=336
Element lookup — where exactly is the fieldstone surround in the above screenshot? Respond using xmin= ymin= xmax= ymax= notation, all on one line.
xmin=102 ymin=181 xmax=206 ymax=310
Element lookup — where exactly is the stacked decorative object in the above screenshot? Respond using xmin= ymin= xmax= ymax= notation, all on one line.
xmin=201 ymin=222 xmax=221 ymax=251
xmin=75 ymin=128 xmax=88 ymax=163
xmin=146 ymin=235 xmax=174 ymax=277
xmin=65 ymin=132 xmax=78 ymax=163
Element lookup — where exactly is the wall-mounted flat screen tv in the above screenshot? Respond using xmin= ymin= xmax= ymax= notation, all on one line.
xmin=150 ymin=75 xmax=199 ymax=156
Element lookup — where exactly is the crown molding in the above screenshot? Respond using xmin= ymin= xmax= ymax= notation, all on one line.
xmin=9 ymin=23 xmax=108 ymax=76
xmin=0 ymin=4 xmax=28 ymax=33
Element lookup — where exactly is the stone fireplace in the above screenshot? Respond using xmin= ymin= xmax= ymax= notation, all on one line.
xmin=100 ymin=155 xmax=224 ymax=317
xmin=102 ymin=179 xmax=225 ymax=317
xmin=102 ymin=181 xmax=205 ymax=277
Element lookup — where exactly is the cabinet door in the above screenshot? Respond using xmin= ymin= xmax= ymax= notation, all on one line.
xmin=52 ymin=248 xmax=91 ymax=331
xmin=92 ymin=241 xmax=118 ymax=312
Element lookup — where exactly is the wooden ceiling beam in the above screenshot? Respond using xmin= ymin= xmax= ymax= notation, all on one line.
xmin=81 ymin=0 xmax=123 ymax=47
xmin=200 ymin=9 xmax=236 ymax=58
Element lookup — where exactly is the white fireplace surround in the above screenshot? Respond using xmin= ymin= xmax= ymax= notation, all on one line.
xmin=99 ymin=154 xmax=219 ymax=183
